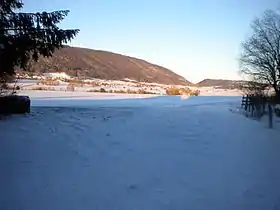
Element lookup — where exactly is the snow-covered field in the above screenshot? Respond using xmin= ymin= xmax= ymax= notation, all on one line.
xmin=14 ymin=79 xmax=242 ymax=96
xmin=19 ymin=90 xmax=158 ymax=107
xmin=199 ymin=87 xmax=242 ymax=96
xmin=1 ymin=95 xmax=280 ymax=210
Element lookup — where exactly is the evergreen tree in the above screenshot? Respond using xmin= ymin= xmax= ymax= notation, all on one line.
xmin=0 ymin=0 xmax=79 ymax=78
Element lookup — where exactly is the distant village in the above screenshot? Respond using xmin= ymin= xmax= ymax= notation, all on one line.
xmin=14 ymin=72 xmax=242 ymax=96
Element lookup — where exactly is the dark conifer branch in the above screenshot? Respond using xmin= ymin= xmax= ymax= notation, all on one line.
xmin=0 ymin=0 xmax=79 ymax=78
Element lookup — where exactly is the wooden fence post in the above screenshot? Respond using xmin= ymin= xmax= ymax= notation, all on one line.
xmin=245 ymin=95 xmax=248 ymax=111
xmin=268 ymin=104 xmax=273 ymax=128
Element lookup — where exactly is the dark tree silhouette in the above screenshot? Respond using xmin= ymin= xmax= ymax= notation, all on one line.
xmin=240 ymin=9 xmax=280 ymax=96
xmin=0 ymin=0 xmax=79 ymax=79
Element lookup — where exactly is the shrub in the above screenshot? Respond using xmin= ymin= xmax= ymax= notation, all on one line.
xmin=190 ymin=89 xmax=200 ymax=96
xmin=113 ymin=90 xmax=126 ymax=94
xmin=92 ymin=82 xmax=100 ymax=87
xmin=165 ymin=87 xmax=200 ymax=96
xmin=126 ymin=89 xmax=136 ymax=94
xmin=137 ymin=89 xmax=154 ymax=94
xmin=66 ymin=84 xmax=75 ymax=92
xmin=0 ymin=81 xmax=21 ymax=95
xmin=166 ymin=87 xmax=181 ymax=95
xmin=0 ymin=82 xmax=8 ymax=90
xmin=87 ymin=89 xmax=99 ymax=93
xmin=40 ymin=79 xmax=60 ymax=86
xmin=32 ymin=86 xmax=55 ymax=91
xmin=137 ymin=89 xmax=147 ymax=94
xmin=87 ymin=88 xmax=154 ymax=94
xmin=88 ymin=88 xmax=106 ymax=93
xmin=66 ymin=79 xmax=85 ymax=87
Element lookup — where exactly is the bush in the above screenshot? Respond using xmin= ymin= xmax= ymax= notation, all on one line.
xmin=126 ymin=89 xmax=137 ymax=94
xmin=92 ymin=82 xmax=100 ymax=87
xmin=40 ymin=79 xmax=60 ymax=86
xmin=166 ymin=87 xmax=181 ymax=95
xmin=66 ymin=84 xmax=75 ymax=92
xmin=136 ymin=89 xmax=154 ymax=94
xmin=166 ymin=87 xmax=200 ymax=96
xmin=0 ymin=81 xmax=21 ymax=95
xmin=87 ymin=88 xmax=106 ymax=93
xmin=87 ymin=88 xmax=154 ymax=94
xmin=87 ymin=89 xmax=98 ymax=93
xmin=190 ymin=89 xmax=200 ymax=96
xmin=31 ymin=86 xmax=55 ymax=91
xmin=137 ymin=89 xmax=149 ymax=94
xmin=66 ymin=79 xmax=85 ymax=87
xmin=0 ymin=82 xmax=8 ymax=90
xmin=113 ymin=90 xmax=126 ymax=94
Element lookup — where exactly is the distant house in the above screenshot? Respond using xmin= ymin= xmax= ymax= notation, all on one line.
xmin=42 ymin=72 xmax=71 ymax=80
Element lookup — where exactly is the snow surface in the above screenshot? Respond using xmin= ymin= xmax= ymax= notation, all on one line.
xmin=1 ymin=95 xmax=280 ymax=210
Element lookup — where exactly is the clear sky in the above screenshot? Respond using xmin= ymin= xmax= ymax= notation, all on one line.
xmin=22 ymin=0 xmax=279 ymax=83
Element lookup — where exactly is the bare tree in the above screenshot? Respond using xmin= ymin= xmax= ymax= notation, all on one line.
xmin=240 ymin=80 xmax=268 ymax=95
xmin=240 ymin=9 xmax=280 ymax=96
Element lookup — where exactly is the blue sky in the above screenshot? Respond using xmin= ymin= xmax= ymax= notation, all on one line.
xmin=23 ymin=0 xmax=279 ymax=82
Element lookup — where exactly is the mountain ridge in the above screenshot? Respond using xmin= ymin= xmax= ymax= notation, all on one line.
xmin=23 ymin=46 xmax=243 ymax=88
xmin=196 ymin=78 xmax=244 ymax=89
xmin=25 ymin=46 xmax=192 ymax=86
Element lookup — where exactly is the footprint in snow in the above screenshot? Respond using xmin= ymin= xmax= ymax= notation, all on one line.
xmin=128 ymin=184 xmax=138 ymax=191
xmin=103 ymin=116 xmax=112 ymax=121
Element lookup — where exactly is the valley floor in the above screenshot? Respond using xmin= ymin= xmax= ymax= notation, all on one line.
xmin=0 ymin=95 xmax=279 ymax=210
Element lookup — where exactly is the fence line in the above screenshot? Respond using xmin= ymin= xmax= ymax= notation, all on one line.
xmin=241 ymin=94 xmax=273 ymax=128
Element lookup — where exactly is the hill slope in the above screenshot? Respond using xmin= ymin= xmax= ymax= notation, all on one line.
xmin=26 ymin=46 xmax=191 ymax=85
xmin=196 ymin=79 xmax=243 ymax=89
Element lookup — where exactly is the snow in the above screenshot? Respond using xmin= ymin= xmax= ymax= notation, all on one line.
xmin=199 ymin=87 xmax=242 ymax=96
xmin=15 ymin=79 xmax=242 ymax=96
xmin=1 ymin=95 xmax=280 ymax=210
xmin=41 ymin=72 xmax=71 ymax=80
xmin=19 ymin=90 xmax=158 ymax=107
